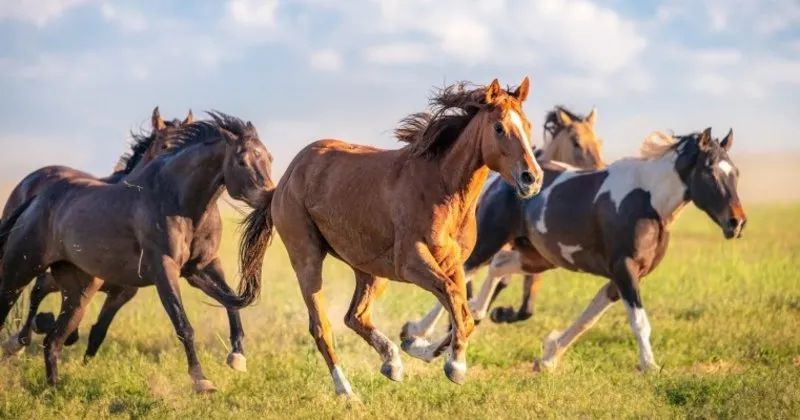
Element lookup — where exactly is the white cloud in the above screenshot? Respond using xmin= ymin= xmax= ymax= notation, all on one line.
xmin=100 ymin=3 xmax=147 ymax=33
xmin=0 ymin=0 xmax=93 ymax=27
xmin=690 ymin=73 xmax=731 ymax=95
xmin=224 ymin=0 xmax=279 ymax=28
xmin=364 ymin=42 xmax=431 ymax=65
xmin=666 ymin=45 xmax=743 ymax=67
xmin=309 ymin=49 xmax=343 ymax=72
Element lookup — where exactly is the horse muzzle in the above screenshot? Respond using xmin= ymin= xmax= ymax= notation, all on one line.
xmin=514 ymin=168 xmax=543 ymax=199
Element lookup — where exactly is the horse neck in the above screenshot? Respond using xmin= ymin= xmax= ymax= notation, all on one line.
xmin=160 ymin=140 xmax=227 ymax=218
xmin=439 ymin=117 xmax=490 ymax=209
xmin=622 ymin=152 xmax=688 ymax=225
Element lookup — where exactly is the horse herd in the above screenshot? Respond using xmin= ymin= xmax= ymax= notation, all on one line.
xmin=0 ymin=77 xmax=746 ymax=400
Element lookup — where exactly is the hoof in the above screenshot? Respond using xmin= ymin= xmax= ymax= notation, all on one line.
xmin=2 ymin=334 xmax=25 ymax=357
xmin=227 ymin=352 xmax=247 ymax=373
xmin=400 ymin=336 xmax=434 ymax=362
xmin=532 ymin=358 xmax=556 ymax=374
xmin=380 ymin=361 xmax=404 ymax=382
xmin=490 ymin=306 xmax=514 ymax=324
xmin=337 ymin=392 xmax=363 ymax=407
xmin=33 ymin=312 xmax=56 ymax=334
xmin=638 ymin=362 xmax=662 ymax=375
xmin=400 ymin=321 xmax=422 ymax=341
xmin=192 ymin=379 xmax=218 ymax=394
xmin=64 ymin=330 xmax=80 ymax=347
xmin=444 ymin=359 xmax=467 ymax=385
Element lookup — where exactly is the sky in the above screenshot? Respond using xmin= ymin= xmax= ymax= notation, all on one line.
xmin=1 ymin=0 xmax=798 ymax=180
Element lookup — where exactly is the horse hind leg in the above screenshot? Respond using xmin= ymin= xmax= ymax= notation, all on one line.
xmin=1 ymin=252 xmax=51 ymax=357
xmin=42 ymin=263 xmax=102 ymax=385
xmin=84 ymin=285 xmax=138 ymax=362
xmin=2 ymin=272 xmax=59 ymax=356
xmin=345 ymin=270 xmax=403 ymax=382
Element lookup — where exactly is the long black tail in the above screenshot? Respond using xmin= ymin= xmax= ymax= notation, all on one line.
xmin=0 ymin=196 xmax=34 ymax=262
xmin=229 ymin=189 xmax=276 ymax=309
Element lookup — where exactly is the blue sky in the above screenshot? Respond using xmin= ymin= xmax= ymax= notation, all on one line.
xmin=1 ymin=0 xmax=798 ymax=179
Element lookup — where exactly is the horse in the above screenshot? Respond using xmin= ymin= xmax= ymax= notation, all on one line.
xmin=237 ymin=78 xmax=543 ymax=399
xmin=402 ymin=128 xmax=746 ymax=373
xmin=0 ymin=111 xmax=273 ymax=392
xmin=1 ymin=107 xmax=192 ymax=358
xmin=405 ymin=105 xmax=607 ymax=339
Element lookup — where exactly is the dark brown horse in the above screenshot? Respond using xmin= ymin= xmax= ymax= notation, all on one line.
xmin=238 ymin=78 xmax=543 ymax=399
xmin=1 ymin=108 xmax=192 ymax=358
xmin=403 ymin=128 xmax=746 ymax=373
xmin=404 ymin=105 xmax=607 ymax=338
xmin=0 ymin=112 xmax=273 ymax=392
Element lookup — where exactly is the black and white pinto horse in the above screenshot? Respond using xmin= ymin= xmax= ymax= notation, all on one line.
xmin=401 ymin=128 xmax=746 ymax=372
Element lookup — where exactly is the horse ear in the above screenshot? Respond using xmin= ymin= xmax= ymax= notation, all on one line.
xmin=557 ymin=109 xmax=573 ymax=126
xmin=720 ymin=128 xmax=733 ymax=151
xmin=183 ymin=110 xmax=194 ymax=124
xmin=485 ymin=79 xmax=502 ymax=103
xmin=698 ymin=127 xmax=713 ymax=151
xmin=152 ymin=106 xmax=166 ymax=130
xmin=586 ymin=107 xmax=598 ymax=125
xmin=513 ymin=76 xmax=530 ymax=103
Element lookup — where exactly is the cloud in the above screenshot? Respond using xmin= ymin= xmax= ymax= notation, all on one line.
xmin=0 ymin=0 xmax=93 ymax=27
xmin=689 ymin=73 xmax=731 ymax=95
xmin=224 ymin=0 xmax=279 ymax=28
xmin=309 ymin=49 xmax=343 ymax=72
xmin=364 ymin=42 xmax=432 ymax=66
xmin=100 ymin=2 xmax=147 ymax=33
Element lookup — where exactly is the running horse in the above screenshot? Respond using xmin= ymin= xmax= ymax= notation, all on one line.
xmin=408 ymin=105 xmax=606 ymax=338
xmin=238 ymin=78 xmax=543 ymax=399
xmin=1 ymin=108 xmax=192 ymax=358
xmin=403 ymin=128 xmax=746 ymax=373
xmin=0 ymin=111 xmax=273 ymax=392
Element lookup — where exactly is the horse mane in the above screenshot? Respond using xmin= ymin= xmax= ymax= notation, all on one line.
xmin=112 ymin=119 xmax=183 ymax=174
xmin=168 ymin=111 xmax=257 ymax=154
xmin=394 ymin=81 xmax=517 ymax=159
xmin=542 ymin=105 xmax=585 ymax=145
xmin=638 ymin=130 xmax=702 ymax=160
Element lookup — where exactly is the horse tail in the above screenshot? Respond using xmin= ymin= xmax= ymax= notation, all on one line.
xmin=0 ymin=196 xmax=35 ymax=262
xmin=227 ymin=188 xmax=275 ymax=309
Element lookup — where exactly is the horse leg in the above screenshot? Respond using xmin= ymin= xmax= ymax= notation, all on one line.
xmin=400 ymin=268 xmax=476 ymax=342
xmin=1 ymin=254 xmax=50 ymax=357
xmin=613 ymin=258 xmax=659 ymax=373
xmin=344 ymin=270 xmax=403 ymax=382
xmin=83 ymin=285 xmax=138 ymax=362
xmin=533 ymin=281 xmax=618 ymax=372
xmin=470 ymin=249 xmax=523 ymax=323
xmin=149 ymin=253 xmax=215 ymax=393
xmin=3 ymin=272 xmax=59 ymax=355
xmin=184 ymin=258 xmax=247 ymax=372
xmin=400 ymin=247 xmax=475 ymax=385
xmin=491 ymin=273 xmax=544 ymax=324
xmin=42 ymin=263 xmax=102 ymax=385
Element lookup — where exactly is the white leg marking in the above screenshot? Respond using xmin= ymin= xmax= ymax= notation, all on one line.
xmin=624 ymin=303 xmax=659 ymax=371
xmin=557 ymin=242 xmax=582 ymax=264
xmin=538 ymin=285 xmax=614 ymax=370
xmin=471 ymin=250 xmax=522 ymax=320
xmin=406 ymin=302 xmax=445 ymax=339
xmin=331 ymin=365 xmax=354 ymax=395
xmin=371 ymin=330 xmax=401 ymax=364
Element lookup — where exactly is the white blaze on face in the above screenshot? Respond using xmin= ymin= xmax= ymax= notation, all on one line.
xmin=508 ymin=110 xmax=539 ymax=168
xmin=718 ymin=160 xmax=734 ymax=176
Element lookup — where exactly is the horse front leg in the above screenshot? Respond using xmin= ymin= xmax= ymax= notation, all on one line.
xmin=184 ymin=258 xmax=247 ymax=373
xmin=84 ymin=285 xmax=138 ymax=362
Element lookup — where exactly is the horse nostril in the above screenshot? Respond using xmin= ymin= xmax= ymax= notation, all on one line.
xmin=727 ymin=218 xmax=741 ymax=230
xmin=520 ymin=171 xmax=534 ymax=185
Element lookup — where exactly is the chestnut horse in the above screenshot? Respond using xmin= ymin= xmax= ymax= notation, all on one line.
xmin=0 ymin=112 xmax=273 ymax=392
xmin=406 ymin=105 xmax=606 ymax=338
xmin=238 ymin=78 xmax=542 ymax=399
xmin=1 ymin=108 xmax=192 ymax=358
xmin=403 ymin=128 xmax=746 ymax=373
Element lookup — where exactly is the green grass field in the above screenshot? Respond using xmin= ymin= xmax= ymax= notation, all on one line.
xmin=1 ymin=204 xmax=798 ymax=419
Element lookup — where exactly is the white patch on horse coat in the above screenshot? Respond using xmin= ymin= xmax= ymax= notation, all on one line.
xmin=331 ymin=365 xmax=353 ymax=395
xmin=558 ymin=243 xmax=582 ymax=264
xmin=535 ymin=170 xmax=583 ymax=234
xmin=718 ymin=160 xmax=733 ymax=176
xmin=548 ymin=160 xmax=579 ymax=171
xmin=593 ymin=153 xmax=686 ymax=222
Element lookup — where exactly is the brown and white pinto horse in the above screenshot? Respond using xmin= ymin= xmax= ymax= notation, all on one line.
xmin=403 ymin=128 xmax=746 ymax=373
xmin=238 ymin=78 xmax=543 ymax=399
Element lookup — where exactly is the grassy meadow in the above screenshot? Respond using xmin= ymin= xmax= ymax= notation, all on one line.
xmin=1 ymin=204 xmax=798 ymax=419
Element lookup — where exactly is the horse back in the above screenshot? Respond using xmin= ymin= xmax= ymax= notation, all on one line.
xmin=2 ymin=165 xmax=95 ymax=220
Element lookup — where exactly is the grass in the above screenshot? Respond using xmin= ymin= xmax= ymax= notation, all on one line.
xmin=1 ymin=204 xmax=799 ymax=419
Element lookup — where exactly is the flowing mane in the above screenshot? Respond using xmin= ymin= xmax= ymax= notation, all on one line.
xmin=168 ymin=111 xmax=258 ymax=154
xmin=542 ymin=105 xmax=584 ymax=146
xmin=111 ymin=120 xmax=178 ymax=174
xmin=394 ymin=81 xmax=521 ymax=159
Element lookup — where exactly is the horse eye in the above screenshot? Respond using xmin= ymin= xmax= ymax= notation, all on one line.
xmin=494 ymin=122 xmax=504 ymax=135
